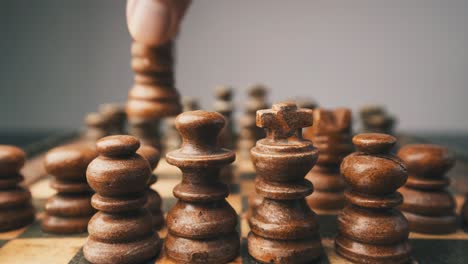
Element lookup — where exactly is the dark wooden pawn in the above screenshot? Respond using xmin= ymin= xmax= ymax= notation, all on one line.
xmin=398 ymin=144 xmax=457 ymax=234
xmin=84 ymin=135 xmax=161 ymax=264
xmin=336 ymin=133 xmax=411 ymax=264
xmin=84 ymin=112 xmax=110 ymax=141
xmin=165 ymin=110 xmax=239 ymax=263
xmin=0 ymin=145 xmax=35 ymax=231
xmin=42 ymin=144 xmax=97 ymax=233
xmin=137 ymin=145 xmax=164 ymax=230
xmin=305 ymin=108 xmax=353 ymax=210
xmin=248 ymin=102 xmax=323 ymax=263
xmin=100 ymin=103 xmax=127 ymax=135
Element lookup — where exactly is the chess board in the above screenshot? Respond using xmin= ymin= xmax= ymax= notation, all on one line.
xmin=0 ymin=133 xmax=467 ymax=264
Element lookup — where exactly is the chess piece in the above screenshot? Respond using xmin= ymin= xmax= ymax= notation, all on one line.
xmin=84 ymin=112 xmax=110 ymax=141
xmin=165 ymin=110 xmax=239 ymax=263
xmin=359 ymin=105 xmax=396 ymax=134
xmin=213 ymin=85 xmax=234 ymax=149
xmin=295 ymin=98 xmax=318 ymax=110
xmin=248 ymin=102 xmax=323 ymax=263
xmin=238 ymin=84 xmax=269 ymax=159
xmin=182 ymin=96 xmax=200 ymax=112
xmin=0 ymin=145 xmax=35 ymax=231
xmin=336 ymin=133 xmax=411 ymax=264
xmin=398 ymin=144 xmax=457 ymax=234
xmin=127 ymin=41 xmax=181 ymax=149
xmin=137 ymin=145 xmax=164 ymax=230
xmin=42 ymin=144 xmax=97 ymax=234
xmin=100 ymin=103 xmax=126 ymax=135
xmin=84 ymin=135 xmax=161 ymax=264
xmin=305 ymin=108 xmax=353 ymax=210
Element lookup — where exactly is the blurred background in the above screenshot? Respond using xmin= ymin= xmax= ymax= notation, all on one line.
xmin=0 ymin=0 xmax=467 ymax=133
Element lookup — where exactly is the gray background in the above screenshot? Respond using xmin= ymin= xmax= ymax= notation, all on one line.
xmin=1 ymin=0 xmax=467 ymax=132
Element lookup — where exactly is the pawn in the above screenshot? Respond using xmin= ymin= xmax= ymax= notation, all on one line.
xmin=165 ymin=110 xmax=239 ymax=263
xmin=42 ymin=144 xmax=97 ymax=233
xmin=84 ymin=112 xmax=110 ymax=141
xmin=305 ymin=108 xmax=353 ymax=210
xmin=84 ymin=135 xmax=161 ymax=264
xmin=0 ymin=145 xmax=35 ymax=231
xmin=336 ymin=133 xmax=411 ymax=264
xmin=248 ymin=102 xmax=323 ymax=263
xmin=137 ymin=145 xmax=164 ymax=230
xmin=398 ymin=144 xmax=457 ymax=234
xmin=100 ymin=103 xmax=127 ymax=135
xmin=213 ymin=85 xmax=235 ymax=149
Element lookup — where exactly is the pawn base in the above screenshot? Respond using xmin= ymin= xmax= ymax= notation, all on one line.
xmin=247 ymin=232 xmax=323 ymax=264
xmin=165 ymin=232 xmax=239 ymax=264
xmin=403 ymin=211 xmax=458 ymax=234
xmin=335 ymin=235 xmax=411 ymax=264
xmin=41 ymin=215 xmax=91 ymax=234
xmin=84 ymin=235 xmax=161 ymax=264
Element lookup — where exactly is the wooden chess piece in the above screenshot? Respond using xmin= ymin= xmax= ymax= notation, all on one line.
xmin=0 ymin=145 xmax=35 ymax=231
xmin=359 ymin=105 xmax=396 ymax=134
xmin=398 ymin=144 xmax=457 ymax=234
xmin=42 ymin=144 xmax=97 ymax=233
xmin=137 ymin=145 xmax=164 ymax=230
xmin=126 ymin=42 xmax=181 ymax=149
xmin=336 ymin=133 xmax=411 ymax=264
xmin=84 ymin=135 xmax=161 ymax=264
xmin=248 ymin=102 xmax=323 ymax=263
xmin=213 ymin=85 xmax=234 ymax=149
xmin=305 ymin=108 xmax=353 ymax=210
xmin=165 ymin=110 xmax=239 ymax=263
xmin=238 ymin=84 xmax=269 ymax=159
xmin=100 ymin=103 xmax=126 ymax=135
xmin=295 ymin=97 xmax=318 ymax=110
xmin=84 ymin=112 xmax=110 ymax=141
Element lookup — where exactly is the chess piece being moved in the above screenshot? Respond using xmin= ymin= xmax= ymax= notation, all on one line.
xmin=84 ymin=135 xmax=161 ymax=264
xmin=398 ymin=144 xmax=457 ymax=234
xmin=165 ymin=111 xmax=239 ymax=263
xmin=238 ymin=84 xmax=268 ymax=159
xmin=248 ymin=102 xmax=323 ymax=263
xmin=305 ymin=108 xmax=353 ymax=210
xmin=126 ymin=42 xmax=181 ymax=149
xmin=359 ymin=105 xmax=396 ymax=134
xmin=336 ymin=133 xmax=411 ymax=264
xmin=100 ymin=103 xmax=126 ymax=135
xmin=42 ymin=144 xmax=97 ymax=233
xmin=0 ymin=145 xmax=35 ymax=231
xmin=84 ymin=112 xmax=110 ymax=141
xmin=137 ymin=145 xmax=164 ymax=230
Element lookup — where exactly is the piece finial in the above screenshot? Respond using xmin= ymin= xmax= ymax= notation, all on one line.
xmin=256 ymin=102 xmax=313 ymax=140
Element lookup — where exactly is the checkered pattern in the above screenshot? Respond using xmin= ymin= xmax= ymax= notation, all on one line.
xmin=0 ymin=135 xmax=467 ymax=263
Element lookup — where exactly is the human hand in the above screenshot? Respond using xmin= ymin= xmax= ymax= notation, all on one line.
xmin=127 ymin=0 xmax=191 ymax=46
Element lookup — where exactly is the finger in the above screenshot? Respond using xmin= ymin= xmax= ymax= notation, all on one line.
xmin=164 ymin=0 xmax=191 ymax=41
xmin=126 ymin=0 xmax=172 ymax=46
